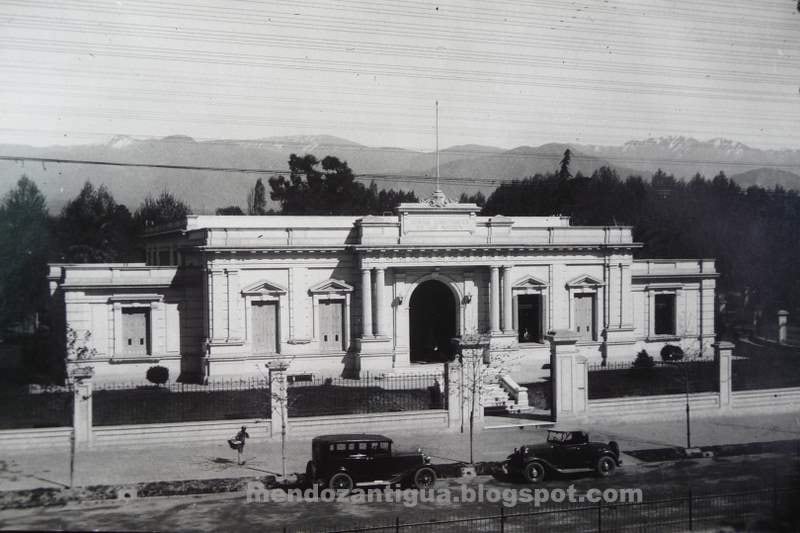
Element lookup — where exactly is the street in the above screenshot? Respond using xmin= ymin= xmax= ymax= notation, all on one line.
xmin=2 ymin=453 xmax=798 ymax=532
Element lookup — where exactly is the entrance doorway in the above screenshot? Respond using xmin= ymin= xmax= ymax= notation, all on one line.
xmin=409 ymin=280 xmax=457 ymax=363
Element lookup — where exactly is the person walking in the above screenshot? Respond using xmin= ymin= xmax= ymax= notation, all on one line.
xmin=228 ymin=426 xmax=250 ymax=465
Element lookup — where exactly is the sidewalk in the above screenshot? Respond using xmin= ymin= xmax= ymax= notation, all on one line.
xmin=1 ymin=410 xmax=798 ymax=492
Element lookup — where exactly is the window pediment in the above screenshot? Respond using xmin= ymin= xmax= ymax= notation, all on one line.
xmin=241 ymin=280 xmax=288 ymax=296
xmin=308 ymin=279 xmax=354 ymax=294
xmin=566 ymin=274 xmax=605 ymax=288
xmin=512 ymin=274 xmax=548 ymax=290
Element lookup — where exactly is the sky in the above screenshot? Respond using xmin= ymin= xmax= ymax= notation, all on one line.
xmin=1 ymin=0 xmax=798 ymax=151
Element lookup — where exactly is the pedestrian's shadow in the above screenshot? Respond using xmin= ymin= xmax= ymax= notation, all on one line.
xmin=207 ymin=457 xmax=281 ymax=477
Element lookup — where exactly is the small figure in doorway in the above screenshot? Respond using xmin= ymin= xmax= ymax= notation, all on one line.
xmin=228 ymin=425 xmax=250 ymax=465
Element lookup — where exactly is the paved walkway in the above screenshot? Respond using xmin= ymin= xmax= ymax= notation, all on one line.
xmin=1 ymin=410 xmax=799 ymax=492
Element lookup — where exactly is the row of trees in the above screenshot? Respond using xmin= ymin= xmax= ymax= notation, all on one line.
xmin=0 ymin=178 xmax=190 ymax=334
xmin=482 ymin=161 xmax=800 ymax=314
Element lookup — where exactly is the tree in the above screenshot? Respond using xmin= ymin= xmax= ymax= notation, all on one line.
xmin=458 ymin=191 xmax=486 ymax=207
xmin=55 ymin=182 xmax=135 ymax=263
xmin=268 ymin=154 xmax=416 ymax=215
xmin=247 ymin=179 xmax=267 ymax=215
xmin=0 ymin=176 xmax=50 ymax=333
xmin=134 ymin=190 xmax=190 ymax=230
xmin=452 ymin=334 xmax=511 ymax=465
xmin=558 ymin=149 xmax=572 ymax=180
xmin=216 ymin=205 xmax=245 ymax=215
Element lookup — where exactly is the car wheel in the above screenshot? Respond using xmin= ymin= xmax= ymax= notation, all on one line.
xmin=413 ymin=467 xmax=436 ymax=489
xmin=328 ymin=472 xmax=354 ymax=492
xmin=596 ymin=455 xmax=617 ymax=477
xmin=523 ymin=461 xmax=546 ymax=483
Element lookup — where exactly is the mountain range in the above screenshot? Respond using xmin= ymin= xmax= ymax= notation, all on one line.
xmin=0 ymin=135 xmax=797 ymax=213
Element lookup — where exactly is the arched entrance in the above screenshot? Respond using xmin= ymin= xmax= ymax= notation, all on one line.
xmin=409 ymin=279 xmax=457 ymax=363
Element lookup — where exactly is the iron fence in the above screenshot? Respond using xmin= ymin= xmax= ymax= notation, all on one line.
xmin=587 ymin=359 xmax=718 ymax=399
xmin=92 ymin=378 xmax=270 ymax=426
xmin=0 ymin=384 xmax=72 ymax=429
xmin=291 ymin=486 xmax=799 ymax=533
xmin=287 ymin=373 xmax=445 ymax=418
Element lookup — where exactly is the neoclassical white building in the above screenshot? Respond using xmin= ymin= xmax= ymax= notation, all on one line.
xmin=49 ymin=191 xmax=717 ymax=382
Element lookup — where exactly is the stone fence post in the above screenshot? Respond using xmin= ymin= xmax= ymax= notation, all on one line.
xmin=69 ymin=366 xmax=94 ymax=449
xmin=778 ymin=310 xmax=789 ymax=344
xmin=714 ymin=341 xmax=734 ymax=410
xmin=546 ymin=330 xmax=587 ymax=422
xmin=267 ymin=362 xmax=289 ymax=438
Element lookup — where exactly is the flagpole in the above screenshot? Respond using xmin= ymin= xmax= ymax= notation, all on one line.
xmin=435 ymin=100 xmax=440 ymax=192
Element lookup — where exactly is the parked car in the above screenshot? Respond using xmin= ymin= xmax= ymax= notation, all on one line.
xmin=305 ymin=434 xmax=437 ymax=491
xmin=503 ymin=429 xmax=622 ymax=483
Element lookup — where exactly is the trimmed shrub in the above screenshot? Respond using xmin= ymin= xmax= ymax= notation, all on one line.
xmin=631 ymin=350 xmax=655 ymax=370
xmin=660 ymin=344 xmax=685 ymax=362
xmin=146 ymin=365 xmax=169 ymax=386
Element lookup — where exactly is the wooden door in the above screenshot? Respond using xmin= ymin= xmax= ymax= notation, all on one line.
xmin=252 ymin=302 xmax=278 ymax=354
xmin=122 ymin=308 xmax=149 ymax=355
xmin=320 ymin=300 xmax=344 ymax=351
xmin=574 ymin=294 xmax=595 ymax=341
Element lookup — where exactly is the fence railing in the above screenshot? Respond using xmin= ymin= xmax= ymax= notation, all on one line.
xmin=92 ymin=378 xmax=270 ymax=426
xmin=0 ymin=385 xmax=73 ymax=430
xmin=287 ymin=373 xmax=445 ymax=418
xmin=295 ymin=486 xmax=799 ymax=533
xmin=587 ymin=359 xmax=719 ymax=400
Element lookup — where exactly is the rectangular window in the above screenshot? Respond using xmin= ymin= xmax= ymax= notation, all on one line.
xmin=654 ymin=294 xmax=676 ymax=335
xmin=158 ymin=250 xmax=171 ymax=266
xmin=122 ymin=308 xmax=150 ymax=356
xmin=517 ymin=294 xmax=543 ymax=343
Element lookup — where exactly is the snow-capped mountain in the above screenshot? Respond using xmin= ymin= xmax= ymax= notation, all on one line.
xmin=0 ymin=134 xmax=797 ymax=213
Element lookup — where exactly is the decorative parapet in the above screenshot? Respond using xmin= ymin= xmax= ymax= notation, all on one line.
xmin=632 ymin=259 xmax=717 ymax=279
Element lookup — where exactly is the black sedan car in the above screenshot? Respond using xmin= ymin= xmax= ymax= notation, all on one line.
xmin=503 ymin=429 xmax=622 ymax=483
xmin=306 ymin=434 xmax=437 ymax=491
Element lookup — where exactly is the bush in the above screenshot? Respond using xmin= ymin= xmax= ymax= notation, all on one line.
xmin=631 ymin=350 xmax=655 ymax=369
xmin=660 ymin=344 xmax=685 ymax=362
xmin=146 ymin=365 xmax=169 ymax=386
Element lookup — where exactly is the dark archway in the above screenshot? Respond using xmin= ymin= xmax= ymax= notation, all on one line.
xmin=409 ymin=279 xmax=457 ymax=363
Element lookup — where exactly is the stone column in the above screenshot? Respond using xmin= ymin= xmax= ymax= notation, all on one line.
xmin=778 ymin=310 xmax=789 ymax=344
xmin=267 ymin=362 xmax=289 ymax=438
xmin=714 ymin=341 xmax=734 ymax=410
xmin=69 ymin=367 xmax=94 ymax=449
xmin=502 ymin=266 xmax=513 ymax=333
xmin=361 ymin=268 xmax=373 ymax=338
xmin=446 ymin=362 xmax=463 ymax=431
xmin=375 ymin=268 xmax=386 ymax=337
xmin=490 ymin=266 xmax=501 ymax=333
xmin=546 ymin=330 xmax=587 ymax=422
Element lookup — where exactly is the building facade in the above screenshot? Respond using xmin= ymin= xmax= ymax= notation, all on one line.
xmin=49 ymin=192 xmax=717 ymax=382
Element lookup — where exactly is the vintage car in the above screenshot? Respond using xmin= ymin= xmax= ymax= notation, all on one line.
xmin=503 ymin=429 xmax=622 ymax=483
xmin=305 ymin=434 xmax=437 ymax=491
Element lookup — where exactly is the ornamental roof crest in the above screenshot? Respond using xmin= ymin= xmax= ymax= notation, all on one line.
xmin=421 ymin=189 xmax=452 ymax=208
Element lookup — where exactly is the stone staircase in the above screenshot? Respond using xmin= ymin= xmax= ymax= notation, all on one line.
xmin=481 ymin=363 xmax=532 ymax=414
